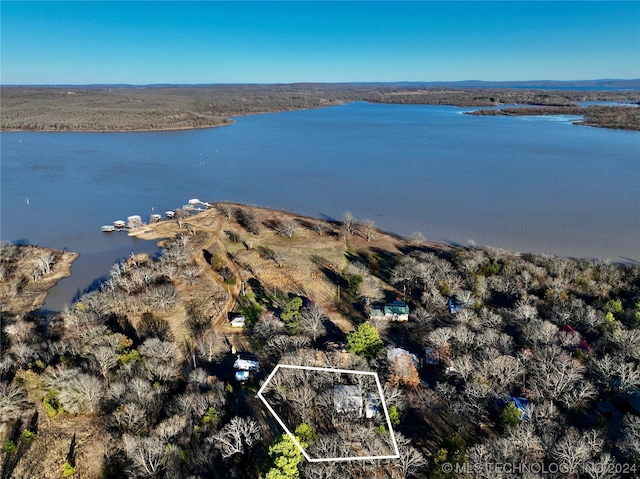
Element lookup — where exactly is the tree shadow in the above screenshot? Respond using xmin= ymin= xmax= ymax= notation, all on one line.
xmin=368 ymin=247 xmax=403 ymax=281
xmin=395 ymin=243 xmax=443 ymax=257
xmin=104 ymin=313 xmax=139 ymax=343
xmin=319 ymin=213 xmax=338 ymax=222
xmin=71 ymin=274 xmax=110 ymax=302
xmin=138 ymin=312 xmax=173 ymax=342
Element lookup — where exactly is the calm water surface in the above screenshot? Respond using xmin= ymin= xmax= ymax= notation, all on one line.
xmin=1 ymin=103 xmax=638 ymax=309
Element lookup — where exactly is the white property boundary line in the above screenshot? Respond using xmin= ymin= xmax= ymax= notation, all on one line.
xmin=256 ymin=364 xmax=400 ymax=462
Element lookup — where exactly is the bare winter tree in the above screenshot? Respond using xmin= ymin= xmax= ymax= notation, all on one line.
xmin=391 ymin=433 xmax=428 ymax=478
xmin=253 ymin=312 xmax=286 ymax=341
xmin=112 ymin=402 xmax=148 ymax=435
xmin=257 ymin=245 xmax=283 ymax=267
xmin=31 ymin=252 xmax=55 ymax=280
xmin=153 ymin=414 xmax=188 ymax=443
xmin=179 ymin=264 xmax=203 ymax=285
xmin=123 ymin=434 xmax=166 ymax=478
xmin=553 ymin=427 xmax=600 ymax=476
xmin=274 ymin=219 xmax=298 ymax=238
xmin=92 ymin=346 xmax=119 ymax=379
xmin=313 ymin=220 xmax=330 ymax=236
xmin=300 ymin=304 xmax=327 ymax=342
xmin=143 ymin=283 xmax=178 ymax=312
xmin=341 ymin=211 xmax=358 ymax=235
xmin=195 ymin=329 xmax=227 ymax=364
xmin=165 ymin=235 xmax=192 ymax=264
xmin=56 ymin=373 xmax=103 ymax=414
xmin=360 ymin=219 xmax=376 ymax=241
xmin=264 ymin=335 xmax=311 ymax=361
xmin=529 ymin=345 xmax=593 ymax=407
xmin=582 ymin=453 xmax=620 ymax=479
xmin=618 ymin=414 xmax=640 ymax=465
xmin=0 ymin=382 xmax=31 ymax=429
xmin=210 ymin=416 xmax=261 ymax=459
xmin=234 ymin=207 xmax=259 ymax=235
xmin=215 ymin=203 xmax=234 ymax=219
xmin=409 ymin=231 xmax=426 ymax=246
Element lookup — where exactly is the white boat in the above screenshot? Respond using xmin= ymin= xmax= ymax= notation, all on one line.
xmin=165 ymin=211 xmax=175 ymax=218
xmin=101 ymin=225 xmax=115 ymax=232
xmin=150 ymin=214 xmax=162 ymax=223
xmin=113 ymin=220 xmax=126 ymax=228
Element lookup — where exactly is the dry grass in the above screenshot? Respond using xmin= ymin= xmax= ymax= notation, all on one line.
xmin=10 ymin=407 xmax=110 ymax=479
xmin=129 ymin=203 xmax=447 ymax=335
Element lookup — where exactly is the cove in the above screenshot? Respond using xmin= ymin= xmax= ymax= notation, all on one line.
xmin=1 ymin=102 xmax=638 ymax=309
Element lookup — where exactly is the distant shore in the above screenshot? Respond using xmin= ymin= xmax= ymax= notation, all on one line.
xmin=2 ymin=84 xmax=639 ymax=132
xmin=466 ymin=104 xmax=640 ymax=131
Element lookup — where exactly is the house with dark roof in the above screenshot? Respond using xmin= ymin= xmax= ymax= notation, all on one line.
xmin=612 ymin=379 xmax=640 ymax=415
xmin=369 ymin=300 xmax=409 ymax=322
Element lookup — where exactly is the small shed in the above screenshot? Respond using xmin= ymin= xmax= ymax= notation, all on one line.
xmin=235 ymin=371 xmax=249 ymax=381
xmin=230 ymin=315 xmax=246 ymax=328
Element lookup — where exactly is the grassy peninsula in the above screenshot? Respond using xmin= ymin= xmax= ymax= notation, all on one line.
xmin=2 ymin=83 xmax=639 ymax=132
xmin=0 ymin=244 xmax=78 ymax=317
xmin=1 ymin=203 xmax=639 ymax=478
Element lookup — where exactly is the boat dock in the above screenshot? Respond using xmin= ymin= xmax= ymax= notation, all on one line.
xmin=101 ymin=199 xmax=213 ymax=232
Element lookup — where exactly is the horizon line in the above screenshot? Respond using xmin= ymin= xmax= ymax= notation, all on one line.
xmin=2 ymin=78 xmax=640 ymax=88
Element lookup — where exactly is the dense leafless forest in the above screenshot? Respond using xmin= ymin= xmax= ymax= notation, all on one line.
xmin=1 ymin=84 xmax=639 ymax=131
xmin=1 ymin=205 xmax=639 ymax=478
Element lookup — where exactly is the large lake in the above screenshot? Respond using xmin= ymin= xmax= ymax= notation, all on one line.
xmin=1 ymin=102 xmax=638 ymax=310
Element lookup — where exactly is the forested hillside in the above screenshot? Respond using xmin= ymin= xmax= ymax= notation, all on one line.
xmin=1 ymin=204 xmax=639 ymax=478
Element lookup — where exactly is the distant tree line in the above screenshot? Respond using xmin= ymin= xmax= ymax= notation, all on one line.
xmin=2 ymin=85 xmax=638 ymax=132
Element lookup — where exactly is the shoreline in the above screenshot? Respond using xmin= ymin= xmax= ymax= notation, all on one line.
xmin=2 ymin=85 xmax=638 ymax=133
xmin=128 ymin=202 xmax=635 ymax=265
xmin=0 ymin=119 xmax=235 ymax=134
xmin=0 ymin=246 xmax=78 ymax=316
xmin=3 ymin=202 xmax=636 ymax=319
xmin=4 ymin=102 xmax=639 ymax=133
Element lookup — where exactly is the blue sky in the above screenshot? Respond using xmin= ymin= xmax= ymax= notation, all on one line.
xmin=1 ymin=1 xmax=638 ymax=84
